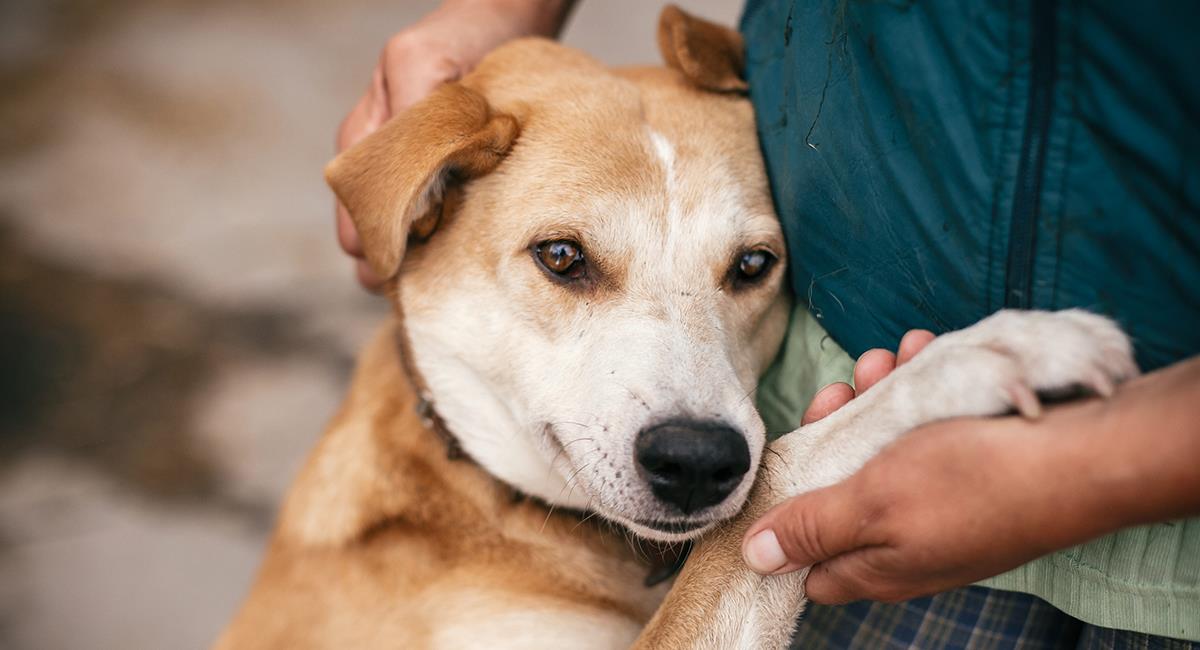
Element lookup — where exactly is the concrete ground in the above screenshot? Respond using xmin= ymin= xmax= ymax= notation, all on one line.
xmin=0 ymin=1 xmax=739 ymax=648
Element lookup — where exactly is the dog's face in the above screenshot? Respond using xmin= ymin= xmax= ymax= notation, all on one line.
xmin=328 ymin=13 xmax=788 ymax=542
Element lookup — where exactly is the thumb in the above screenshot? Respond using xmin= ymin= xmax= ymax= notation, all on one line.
xmin=741 ymin=483 xmax=863 ymax=575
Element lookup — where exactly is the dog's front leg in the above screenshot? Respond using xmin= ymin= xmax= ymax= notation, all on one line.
xmin=633 ymin=309 xmax=1138 ymax=649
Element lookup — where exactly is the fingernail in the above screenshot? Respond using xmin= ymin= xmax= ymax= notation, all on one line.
xmin=744 ymin=529 xmax=787 ymax=574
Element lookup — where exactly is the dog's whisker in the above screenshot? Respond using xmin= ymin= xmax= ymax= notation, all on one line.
xmin=540 ymin=448 xmax=602 ymax=535
xmin=547 ymin=435 xmax=595 ymax=474
xmin=563 ymin=459 xmax=596 ymax=504
xmin=550 ymin=421 xmax=592 ymax=428
xmin=571 ymin=497 xmax=601 ymax=533
xmin=541 ymin=428 xmax=597 ymax=491
xmin=571 ymin=496 xmax=603 ymax=532
xmin=563 ymin=452 xmax=597 ymax=490
xmin=540 ymin=471 xmax=583 ymax=534
xmin=735 ymin=382 xmax=758 ymax=406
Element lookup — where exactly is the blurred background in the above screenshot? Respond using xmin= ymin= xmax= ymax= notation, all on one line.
xmin=0 ymin=0 xmax=739 ymax=647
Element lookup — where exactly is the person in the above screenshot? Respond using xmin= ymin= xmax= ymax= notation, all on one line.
xmin=333 ymin=1 xmax=1200 ymax=646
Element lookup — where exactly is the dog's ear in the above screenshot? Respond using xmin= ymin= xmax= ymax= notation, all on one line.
xmin=657 ymin=4 xmax=748 ymax=94
xmin=325 ymin=83 xmax=519 ymax=280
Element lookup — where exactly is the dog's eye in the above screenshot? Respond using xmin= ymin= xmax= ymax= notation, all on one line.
xmin=732 ymin=248 xmax=777 ymax=286
xmin=534 ymin=240 xmax=586 ymax=280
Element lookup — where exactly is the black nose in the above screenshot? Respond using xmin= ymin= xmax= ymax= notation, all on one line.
xmin=634 ymin=420 xmax=750 ymax=515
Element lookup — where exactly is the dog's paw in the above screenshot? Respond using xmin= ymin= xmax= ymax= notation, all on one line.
xmin=895 ymin=309 xmax=1139 ymax=421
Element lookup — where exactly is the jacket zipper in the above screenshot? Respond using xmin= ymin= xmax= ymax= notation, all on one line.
xmin=1004 ymin=0 xmax=1059 ymax=308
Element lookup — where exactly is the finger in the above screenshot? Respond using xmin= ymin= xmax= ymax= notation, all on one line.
xmin=805 ymin=548 xmax=930 ymax=605
xmin=337 ymin=91 xmax=375 ymax=153
xmin=334 ymin=80 xmax=384 ymax=293
xmin=896 ymin=329 xmax=936 ymax=365
xmin=804 ymin=553 xmax=881 ymax=605
xmin=801 ymin=382 xmax=855 ymax=425
xmin=854 ymin=348 xmax=897 ymax=393
xmin=355 ymin=259 xmax=385 ymax=293
xmin=388 ymin=56 xmax=461 ymax=115
xmin=367 ymin=64 xmax=392 ymax=127
xmin=380 ymin=36 xmax=462 ymax=115
xmin=742 ymin=485 xmax=860 ymax=575
xmin=336 ymin=202 xmax=364 ymax=256
xmin=335 ymin=68 xmax=390 ymax=156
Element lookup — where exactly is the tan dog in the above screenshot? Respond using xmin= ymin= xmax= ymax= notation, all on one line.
xmin=218 ymin=7 xmax=1136 ymax=649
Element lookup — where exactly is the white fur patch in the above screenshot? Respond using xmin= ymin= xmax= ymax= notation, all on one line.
xmin=647 ymin=129 xmax=676 ymax=183
xmin=647 ymin=128 xmax=680 ymax=247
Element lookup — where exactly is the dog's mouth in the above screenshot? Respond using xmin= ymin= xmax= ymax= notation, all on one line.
xmin=615 ymin=513 xmax=729 ymax=543
xmin=633 ymin=518 xmax=711 ymax=535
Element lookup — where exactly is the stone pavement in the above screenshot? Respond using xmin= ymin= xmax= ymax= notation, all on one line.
xmin=0 ymin=1 xmax=738 ymax=647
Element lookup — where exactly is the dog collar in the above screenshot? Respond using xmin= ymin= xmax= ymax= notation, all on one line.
xmin=392 ymin=316 xmax=465 ymax=461
xmin=412 ymin=389 xmax=464 ymax=460
xmin=644 ymin=539 xmax=693 ymax=587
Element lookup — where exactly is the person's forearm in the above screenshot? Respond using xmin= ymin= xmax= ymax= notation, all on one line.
xmin=1040 ymin=355 xmax=1200 ymax=543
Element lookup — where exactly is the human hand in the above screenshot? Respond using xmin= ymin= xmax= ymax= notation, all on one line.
xmin=743 ymin=328 xmax=1078 ymax=604
xmin=744 ymin=328 xmax=1070 ymax=603
xmin=743 ymin=335 xmax=1200 ymax=604
xmin=744 ymin=414 xmax=1085 ymax=603
xmin=335 ymin=0 xmax=575 ymax=290
xmin=800 ymin=329 xmax=936 ymax=424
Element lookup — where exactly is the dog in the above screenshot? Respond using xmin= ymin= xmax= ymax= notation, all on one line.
xmin=216 ymin=7 xmax=1137 ymax=649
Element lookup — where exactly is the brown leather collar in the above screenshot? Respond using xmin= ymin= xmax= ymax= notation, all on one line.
xmin=392 ymin=316 xmax=464 ymax=461
xmin=644 ymin=539 xmax=693 ymax=587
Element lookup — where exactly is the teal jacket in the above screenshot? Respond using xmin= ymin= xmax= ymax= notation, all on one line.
xmin=742 ymin=0 xmax=1199 ymax=640
xmin=742 ymin=0 xmax=1199 ymax=371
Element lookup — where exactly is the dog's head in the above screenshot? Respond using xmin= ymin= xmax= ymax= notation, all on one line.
xmin=326 ymin=7 xmax=789 ymax=543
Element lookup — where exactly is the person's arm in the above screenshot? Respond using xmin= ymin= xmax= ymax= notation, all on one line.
xmin=743 ymin=347 xmax=1200 ymax=604
xmin=335 ymin=0 xmax=577 ymax=290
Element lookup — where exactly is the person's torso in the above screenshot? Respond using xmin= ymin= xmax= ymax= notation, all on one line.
xmin=741 ymin=0 xmax=1200 ymax=371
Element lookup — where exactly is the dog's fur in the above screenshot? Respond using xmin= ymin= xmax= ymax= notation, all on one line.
xmin=217 ymin=7 xmax=1137 ymax=649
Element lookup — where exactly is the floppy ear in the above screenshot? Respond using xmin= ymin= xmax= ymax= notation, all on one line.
xmin=657 ymin=4 xmax=748 ymax=93
xmin=325 ymin=83 xmax=519 ymax=280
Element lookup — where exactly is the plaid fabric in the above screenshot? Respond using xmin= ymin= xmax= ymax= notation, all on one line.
xmin=789 ymin=586 xmax=1199 ymax=649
